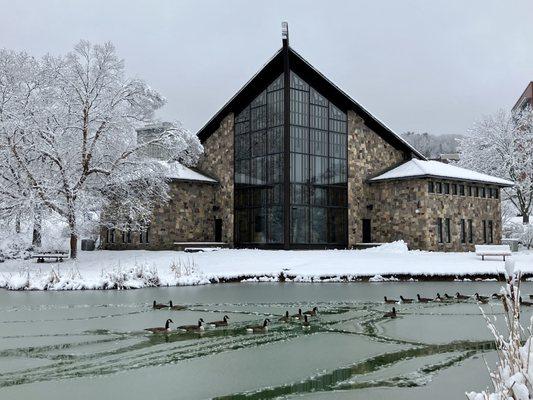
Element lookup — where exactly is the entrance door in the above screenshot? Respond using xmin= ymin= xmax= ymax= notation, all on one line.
xmin=215 ymin=219 xmax=223 ymax=242
xmin=362 ymin=219 xmax=371 ymax=243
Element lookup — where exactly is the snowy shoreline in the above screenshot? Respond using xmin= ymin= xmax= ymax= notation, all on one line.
xmin=1 ymin=241 xmax=533 ymax=291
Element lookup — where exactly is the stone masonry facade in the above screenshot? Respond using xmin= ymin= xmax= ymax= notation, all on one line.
xmin=347 ymin=110 xmax=407 ymax=246
xmin=197 ymin=113 xmax=235 ymax=245
xmin=101 ymin=181 xmax=217 ymax=250
xmin=368 ymin=179 xmax=502 ymax=251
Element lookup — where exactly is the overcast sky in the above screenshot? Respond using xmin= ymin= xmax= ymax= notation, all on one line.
xmin=1 ymin=0 xmax=532 ymax=136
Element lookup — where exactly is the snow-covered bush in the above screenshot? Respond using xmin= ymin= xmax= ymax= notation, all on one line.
xmin=1 ymin=265 xmax=86 ymax=290
xmin=467 ymin=260 xmax=533 ymax=399
xmin=506 ymin=222 xmax=533 ymax=250
xmin=99 ymin=263 xmax=160 ymax=290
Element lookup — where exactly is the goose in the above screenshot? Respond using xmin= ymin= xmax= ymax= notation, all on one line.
xmin=152 ymin=300 xmax=168 ymax=309
xmin=417 ymin=294 xmax=432 ymax=303
xmin=246 ymin=319 xmax=270 ymax=333
xmin=444 ymin=293 xmax=454 ymax=300
xmin=475 ymin=293 xmax=489 ymax=302
xmin=304 ymin=307 xmax=318 ymax=316
xmin=435 ymin=293 xmax=444 ymax=302
xmin=400 ymin=296 xmax=413 ymax=303
xmin=456 ymin=292 xmax=470 ymax=300
xmin=492 ymin=293 xmax=505 ymax=300
xmin=278 ymin=311 xmax=290 ymax=323
xmin=520 ymin=297 xmax=533 ymax=306
xmin=529 ymin=294 xmax=533 ymax=300
xmin=475 ymin=293 xmax=489 ymax=304
xmin=169 ymin=301 xmax=186 ymax=311
xmin=384 ymin=296 xmax=398 ymax=304
xmin=208 ymin=315 xmax=229 ymax=327
xmin=383 ymin=307 xmax=397 ymax=318
xmin=177 ymin=318 xmax=205 ymax=332
xmin=145 ymin=319 xmax=173 ymax=333
xmin=301 ymin=315 xmax=311 ymax=330
xmin=292 ymin=309 xmax=303 ymax=320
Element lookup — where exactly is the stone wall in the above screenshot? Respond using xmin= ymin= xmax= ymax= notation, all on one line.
xmin=369 ymin=179 xmax=503 ymax=251
xmin=101 ymin=180 xmax=217 ymax=250
xmin=197 ymin=113 xmax=235 ymax=245
xmin=347 ymin=110 xmax=407 ymax=246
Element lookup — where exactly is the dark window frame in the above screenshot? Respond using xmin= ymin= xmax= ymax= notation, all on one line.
xmin=460 ymin=219 xmax=466 ymax=244
xmin=437 ymin=218 xmax=443 ymax=243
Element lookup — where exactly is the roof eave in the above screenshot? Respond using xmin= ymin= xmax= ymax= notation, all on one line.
xmin=368 ymin=174 xmax=514 ymax=187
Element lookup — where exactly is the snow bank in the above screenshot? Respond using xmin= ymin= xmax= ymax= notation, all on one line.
xmin=1 ymin=244 xmax=533 ymax=291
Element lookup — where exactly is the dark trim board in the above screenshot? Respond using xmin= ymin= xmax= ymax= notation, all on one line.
xmin=196 ymin=46 xmax=426 ymax=160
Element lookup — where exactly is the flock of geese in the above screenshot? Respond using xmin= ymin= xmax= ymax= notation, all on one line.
xmin=145 ymin=301 xmax=317 ymax=334
xmin=381 ymin=292 xmax=533 ymax=317
xmin=147 ymin=292 xmax=533 ymax=334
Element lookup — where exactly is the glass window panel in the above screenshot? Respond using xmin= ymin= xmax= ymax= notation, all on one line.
xmin=252 ymin=207 xmax=267 ymax=243
xmin=291 ymin=183 xmax=308 ymax=205
xmin=235 ymin=209 xmax=251 ymax=243
xmin=235 ymin=134 xmax=250 ymax=160
xmin=290 ymin=71 xmax=309 ymax=90
xmin=328 ymin=186 xmax=347 ymax=207
xmin=310 ymin=88 xmax=327 ymax=106
xmin=267 ymin=154 xmax=283 ymax=184
xmin=329 ymin=132 xmax=346 ymax=159
xmin=310 ymin=129 xmax=328 ymax=156
xmin=291 ymin=206 xmax=309 ymax=243
xmin=329 ymin=158 xmax=347 ymax=184
xmin=268 ymin=126 xmax=283 ymax=154
xmin=235 ymin=107 xmax=250 ymax=123
xmin=329 ymin=103 xmax=347 ymax=121
xmin=235 ymin=121 xmax=249 ymax=135
xmin=327 ymin=208 xmax=346 ymax=243
xmin=311 ymin=186 xmax=327 ymax=206
xmin=251 ymin=131 xmax=266 ymax=157
xmin=267 ymin=206 xmax=284 ymax=243
xmin=290 ymin=89 xmax=309 ymax=126
xmin=250 ymin=106 xmax=266 ymax=131
xmin=310 ymin=155 xmax=328 ymax=184
xmin=290 ymin=126 xmax=308 ymax=153
xmin=310 ymin=104 xmax=328 ymax=130
xmin=251 ymin=156 xmax=267 ymax=185
xmin=235 ymin=160 xmax=250 ymax=184
xmin=310 ymin=207 xmax=327 ymax=243
xmin=267 ymin=89 xmax=284 ymax=127
xmin=290 ymin=153 xmax=308 ymax=183
xmin=268 ymin=184 xmax=283 ymax=205
xmin=251 ymin=90 xmax=266 ymax=108
xmin=267 ymin=73 xmax=284 ymax=92
xmin=329 ymin=119 xmax=346 ymax=134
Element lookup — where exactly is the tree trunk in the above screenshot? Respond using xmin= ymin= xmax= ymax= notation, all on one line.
xmin=523 ymin=214 xmax=530 ymax=224
xmin=70 ymin=233 xmax=77 ymax=259
xmin=32 ymin=208 xmax=42 ymax=248
xmin=15 ymin=214 xmax=21 ymax=233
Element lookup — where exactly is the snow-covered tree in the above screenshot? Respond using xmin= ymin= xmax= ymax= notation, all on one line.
xmin=458 ymin=108 xmax=533 ymax=223
xmin=467 ymin=260 xmax=533 ymax=400
xmin=0 ymin=41 xmax=202 ymax=258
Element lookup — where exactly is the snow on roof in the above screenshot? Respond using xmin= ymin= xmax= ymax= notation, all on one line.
xmin=161 ymin=162 xmax=217 ymax=183
xmin=369 ymin=159 xmax=514 ymax=186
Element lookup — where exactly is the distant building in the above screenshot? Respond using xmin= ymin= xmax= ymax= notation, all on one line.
xmin=101 ymin=27 xmax=512 ymax=252
xmin=432 ymin=153 xmax=460 ymax=164
xmin=513 ymin=82 xmax=533 ymax=111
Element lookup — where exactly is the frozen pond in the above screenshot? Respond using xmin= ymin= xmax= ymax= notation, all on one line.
xmin=0 ymin=281 xmax=530 ymax=399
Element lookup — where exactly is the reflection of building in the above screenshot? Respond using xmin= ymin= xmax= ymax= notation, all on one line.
xmin=513 ymin=82 xmax=533 ymax=111
xmin=101 ymin=27 xmax=512 ymax=252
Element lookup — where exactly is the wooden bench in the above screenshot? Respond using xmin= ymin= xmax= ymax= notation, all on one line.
xmin=475 ymin=245 xmax=512 ymax=261
xmin=31 ymin=251 xmax=69 ymax=263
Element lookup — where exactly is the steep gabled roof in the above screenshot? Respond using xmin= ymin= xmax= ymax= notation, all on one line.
xmin=196 ymin=46 xmax=426 ymax=160
xmin=369 ymin=159 xmax=514 ymax=187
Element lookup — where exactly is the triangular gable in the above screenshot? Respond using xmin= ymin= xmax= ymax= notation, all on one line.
xmin=196 ymin=46 xmax=426 ymax=160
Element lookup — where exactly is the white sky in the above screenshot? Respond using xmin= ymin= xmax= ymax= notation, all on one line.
xmin=1 ymin=0 xmax=532 ymax=135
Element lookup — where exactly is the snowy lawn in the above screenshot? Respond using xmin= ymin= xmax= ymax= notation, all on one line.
xmin=1 ymin=241 xmax=533 ymax=290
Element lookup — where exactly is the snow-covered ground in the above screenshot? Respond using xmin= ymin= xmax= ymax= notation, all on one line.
xmin=1 ymin=241 xmax=533 ymax=290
